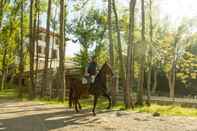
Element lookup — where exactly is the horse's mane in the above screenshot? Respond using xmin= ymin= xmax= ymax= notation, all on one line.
xmin=95 ymin=63 xmax=106 ymax=79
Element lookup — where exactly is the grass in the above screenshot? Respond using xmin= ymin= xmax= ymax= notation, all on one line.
xmin=134 ymin=104 xmax=197 ymax=117
xmin=0 ymin=88 xmax=17 ymax=99
xmin=1 ymin=87 xmax=197 ymax=117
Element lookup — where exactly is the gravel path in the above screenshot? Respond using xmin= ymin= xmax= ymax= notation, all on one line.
xmin=0 ymin=100 xmax=197 ymax=131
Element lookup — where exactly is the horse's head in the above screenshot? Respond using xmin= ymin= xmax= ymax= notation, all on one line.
xmin=101 ymin=62 xmax=113 ymax=77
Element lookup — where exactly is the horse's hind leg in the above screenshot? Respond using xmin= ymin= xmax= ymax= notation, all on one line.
xmin=78 ymin=101 xmax=82 ymax=110
xmin=92 ymin=95 xmax=98 ymax=116
xmin=103 ymin=93 xmax=111 ymax=109
xmin=69 ymin=88 xmax=73 ymax=108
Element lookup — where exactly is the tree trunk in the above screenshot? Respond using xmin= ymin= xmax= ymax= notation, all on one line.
xmin=35 ymin=0 xmax=39 ymax=84
xmin=1 ymin=14 xmax=14 ymax=91
xmin=49 ymin=6 xmax=57 ymax=99
xmin=18 ymin=0 xmax=24 ymax=98
xmin=146 ymin=67 xmax=151 ymax=105
xmin=0 ymin=0 xmax=6 ymax=29
xmin=59 ymin=0 xmax=66 ymax=101
xmin=146 ymin=0 xmax=153 ymax=106
xmin=108 ymin=0 xmax=114 ymax=68
xmin=1 ymin=49 xmax=7 ymax=91
xmin=108 ymin=0 xmax=115 ymax=105
xmin=50 ymin=6 xmax=58 ymax=69
xmin=29 ymin=0 xmax=35 ymax=99
xmin=125 ymin=0 xmax=136 ymax=109
xmin=112 ymin=0 xmax=125 ymax=106
xmin=42 ymin=0 xmax=51 ymax=97
xmin=152 ymin=69 xmax=157 ymax=94
xmin=0 ymin=0 xmax=3 ymax=29
xmin=167 ymin=70 xmax=173 ymax=99
xmin=137 ymin=0 xmax=146 ymax=105
xmin=50 ymin=32 xmax=55 ymax=69
xmin=169 ymin=61 xmax=176 ymax=99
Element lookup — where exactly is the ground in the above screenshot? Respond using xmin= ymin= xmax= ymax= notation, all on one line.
xmin=1 ymin=99 xmax=197 ymax=131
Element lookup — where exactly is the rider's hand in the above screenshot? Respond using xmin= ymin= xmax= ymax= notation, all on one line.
xmin=85 ymin=72 xmax=89 ymax=76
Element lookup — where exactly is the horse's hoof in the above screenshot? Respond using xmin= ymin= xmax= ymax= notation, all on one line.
xmin=93 ymin=112 xmax=96 ymax=116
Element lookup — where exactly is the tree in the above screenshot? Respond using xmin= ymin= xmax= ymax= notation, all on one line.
xmin=50 ymin=2 xmax=58 ymax=69
xmin=42 ymin=0 xmax=52 ymax=97
xmin=111 ymin=0 xmax=125 ymax=106
xmin=0 ymin=0 xmax=6 ymax=29
xmin=35 ymin=0 xmax=39 ymax=81
xmin=146 ymin=0 xmax=153 ymax=105
xmin=125 ymin=0 xmax=136 ymax=108
xmin=29 ymin=0 xmax=35 ymax=99
xmin=72 ymin=9 xmax=107 ymax=71
xmin=0 ymin=0 xmax=20 ymax=91
xmin=137 ymin=0 xmax=146 ymax=105
xmin=107 ymin=0 xmax=115 ymax=106
xmin=1 ymin=47 xmax=7 ymax=91
xmin=59 ymin=0 xmax=66 ymax=101
xmin=18 ymin=0 xmax=24 ymax=97
xmin=165 ymin=24 xmax=190 ymax=98
xmin=152 ymin=20 xmax=194 ymax=98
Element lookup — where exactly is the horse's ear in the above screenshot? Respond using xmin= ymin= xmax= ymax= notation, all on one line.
xmin=105 ymin=62 xmax=112 ymax=68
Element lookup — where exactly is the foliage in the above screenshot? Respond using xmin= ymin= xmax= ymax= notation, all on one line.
xmin=71 ymin=9 xmax=108 ymax=71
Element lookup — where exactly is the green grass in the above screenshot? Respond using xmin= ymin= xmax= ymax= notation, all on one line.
xmin=134 ymin=104 xmax=197 ymax=117
xmin=0 ymin=88 xmax=17 ymax=99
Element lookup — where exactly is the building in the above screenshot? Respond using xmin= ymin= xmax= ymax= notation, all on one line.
xmin=34 ymin=27 xmax=59 ymax=70
xmin=15 ymin=27 xmax=78 ymax=71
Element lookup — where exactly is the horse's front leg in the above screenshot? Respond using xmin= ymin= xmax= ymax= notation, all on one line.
xmin=104 ymin=93 xmax=111 ymax=109
xmin=92 ymin=95 xmax=98 ymax=116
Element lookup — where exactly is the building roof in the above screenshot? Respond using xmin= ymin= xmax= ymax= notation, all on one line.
xmin=38 ymin=27 xmax=59 ymax=37
xmin=38 ymin=27 xmax=70 ymax=41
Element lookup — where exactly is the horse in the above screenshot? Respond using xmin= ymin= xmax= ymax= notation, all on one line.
xmin=68 ymin=62 xmax=113 ymax=116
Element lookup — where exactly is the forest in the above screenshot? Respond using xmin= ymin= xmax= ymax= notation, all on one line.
xmin=0 ymin=0 xmax=197 ymax=130
xmin=0 ymin=0 xmax=197 ymax=105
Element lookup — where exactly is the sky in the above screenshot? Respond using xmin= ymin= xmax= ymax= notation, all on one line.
xmin=65 ymin=0 xmax=197 ymax=57
xmin=157 ymin=0 xmax=197 ymax=25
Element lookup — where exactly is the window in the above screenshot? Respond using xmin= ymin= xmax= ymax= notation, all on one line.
xmin=52 ymin=49 xmax=57 ymax=59
xmin=37 ymin=46 xmax=42 ymax=53
xmin=38 ymin=34 xmax=42 ymax=40
xmin=55 ymin=38 xmax=59 ymax=45
xmin=38 ymin=34 xmax=45 ymax=41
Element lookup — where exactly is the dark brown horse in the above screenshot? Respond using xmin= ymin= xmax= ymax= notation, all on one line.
xmin=68 ymin=62 xmax=113 ymax=116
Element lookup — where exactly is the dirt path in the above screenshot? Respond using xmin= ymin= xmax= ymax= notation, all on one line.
xmin=0 ymin=100 xmax=197 ymax=131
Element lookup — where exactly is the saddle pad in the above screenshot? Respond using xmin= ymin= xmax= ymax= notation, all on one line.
xmin=82 ymin=77 xmax=88 ymax=84
xmin=91 ymin=75 xmax=96 ymax=83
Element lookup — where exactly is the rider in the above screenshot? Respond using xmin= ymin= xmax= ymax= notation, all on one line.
xmin=85 ymin=56 xmax=97 ymax=83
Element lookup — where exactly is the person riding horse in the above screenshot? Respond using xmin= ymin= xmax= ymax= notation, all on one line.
xmin=69 ymin=62 xmax=113 ymax=115
xmin=84 ymin=56 xmax=97 ymax=84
